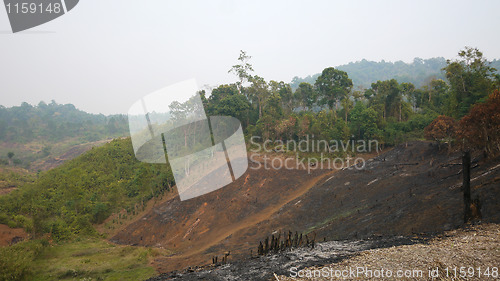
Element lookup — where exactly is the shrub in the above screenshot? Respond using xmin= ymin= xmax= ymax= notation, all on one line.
xmin=92 ymin=203 xmax=110 ymax=224
xmin=0 ymin=240 xmax=45 ymax=281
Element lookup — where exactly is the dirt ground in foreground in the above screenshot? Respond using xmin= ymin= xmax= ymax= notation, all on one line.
xmin=279 ymin=223 xmax=500 ymax=281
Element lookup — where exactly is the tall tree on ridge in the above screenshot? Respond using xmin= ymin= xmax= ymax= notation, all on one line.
xmin=228 ymin=50 xmax=254 ymax=95
xmin=315 ymin=67 xmax=353 ymax=116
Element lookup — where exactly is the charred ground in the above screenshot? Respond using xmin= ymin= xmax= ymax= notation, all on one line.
xmin=111 ymin=141 xmax=500 ymax=276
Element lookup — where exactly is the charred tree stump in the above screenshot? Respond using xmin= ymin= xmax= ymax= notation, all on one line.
xmin=274 ymin=234 xmax=280 ymax=252
xmin=223 ymin=251 xmax=230 ymax=263
xmin=258 ymin=241 xmax=263 ymax=255
xmin=264 ymin=237 xmax=269 ymax=254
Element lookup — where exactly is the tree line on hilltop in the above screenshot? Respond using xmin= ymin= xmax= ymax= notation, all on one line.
xmin=203 ymin=47 xmax=500 ymax=155
xmin=0 ymin=100 xmax=128 ymax=144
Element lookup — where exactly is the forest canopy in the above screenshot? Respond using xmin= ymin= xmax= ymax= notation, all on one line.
xmin=205 ymin=47 xmax=499 ymax=153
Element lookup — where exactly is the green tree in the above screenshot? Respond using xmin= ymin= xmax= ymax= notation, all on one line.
xmin=310 ymin=110 xmax=333 ymax=140
xmin=228 ymin=50 xmax=254 ymax=94
xmin=443 ymin=47 xmax=496 ymax=117
xmin=370 ymin=79 xmax=411 ymax=122
xmin=332 ymin=118 xmax=351 ymax=143
xmin=208 ymin=84 xmax=239 ymax=105
xmin=207 ymin=84 xmax=251 ymax=124
xmin=315 ymin=67 xmax=353 ymax=112
xmin=370 ymin=79 xmax=399 ymax=121
xmin=340 ymin=95 xmax=354 ymax=123
xmin=247 ymin=76 xmax=270 ymax=119
xmin=269 ymin=81 xmax=294 ymax=115
xmin=428 ymin=79 xmax=448 ymax=107
xmin=349 ymin=103 xmax=380 ymax=140
xmin=263 ymin=92 xmax=283 ymax=121
xmin=294 ymin=82 xmax=317 ymax=111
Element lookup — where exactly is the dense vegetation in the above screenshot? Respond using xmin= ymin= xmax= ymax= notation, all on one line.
xmin=0 ymin=101 xmax=129 ymax=170
xmin=0 ymin=166 xmax=35 ymax=189
xmin=0 ymin=139 xmax=174 ymax=280
xmin=0 ymin=237 xmax=160 ymax=280
xmin=0 ymin=101 xmax=128 ymax=143
xmin=204 ymin=47 xmax=499 ymax=152
xmin=0 ymin=138 xmax=174 ymax=241
xmin=0 ymin=239 xmax=47 ymax=280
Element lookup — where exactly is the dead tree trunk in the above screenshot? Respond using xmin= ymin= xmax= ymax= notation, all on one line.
xmin=463 ymin=151 xmax=472 ymax=223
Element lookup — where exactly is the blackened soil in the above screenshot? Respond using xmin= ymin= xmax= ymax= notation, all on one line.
xmin=147 ymin=235 xmax=426 ymax=281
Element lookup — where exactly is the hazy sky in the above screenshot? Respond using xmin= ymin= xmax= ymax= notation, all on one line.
xmin=1 ymin=0 xmax=499 ymax=115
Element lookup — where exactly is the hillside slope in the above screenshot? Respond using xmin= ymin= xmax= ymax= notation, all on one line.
xmin=0 ymin=138 xmax=175 ymax=240
xmin=0 ymin=101 xmax=128 ymax=174
xmin=112 ymin=141 xmax=500 ymax=273
xmin=111 ymin=159 xmax=333 ymax=272
xmin=254 ymin=142 xmax=500 ymax=241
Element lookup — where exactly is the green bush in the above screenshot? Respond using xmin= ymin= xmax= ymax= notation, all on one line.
xmin=0 ymin=213 xmax=9 ymax=225
xmin=0 ymin=240 xmax=46 ymax=281
xmin=13 ymin=215 xmax=33 ymax=233
xmin=92 ymin=203 xmax=110 ymax=224
xmin=48 ymin=219 xmax=72 ymax=242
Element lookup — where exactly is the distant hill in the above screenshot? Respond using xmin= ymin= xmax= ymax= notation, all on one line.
xmin=491 ymin=58 xmax=500 ymax=74
xmin=291 ymin=57 xmax=500 ymax=90
xmin=0 ymin=101 xmax=128 ymax=144
xmin=0 ymin=101 xmax=129 ymax=170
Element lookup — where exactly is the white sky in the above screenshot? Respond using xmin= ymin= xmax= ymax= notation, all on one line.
xmin=1 ymin=0 xmax=499 ymax=115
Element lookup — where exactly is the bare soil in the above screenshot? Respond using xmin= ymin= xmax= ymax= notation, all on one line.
xmin=0 ymin=224 xmax=28 ymax=246
xmin=112 ymin=141 xmax=500 ymax=276
xmin=30 ymin=138 xmax=114 ymax=171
